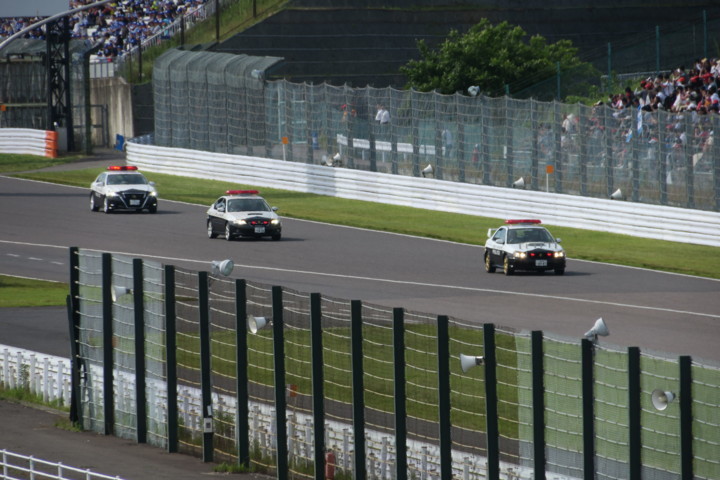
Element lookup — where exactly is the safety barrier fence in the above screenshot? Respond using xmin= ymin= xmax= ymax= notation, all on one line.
xmin=64 ymin=247 xmax=720 ymax=480
xmin=126 ymin=142 xmax=720 ymax=247
xmin=0 ymin=346 xmax=71 ymax=406
xmin=151 ymin=58 xmax=720 ymax=212
xmin=0 ymin=449 xmax=123 ymax=480
xmin=0 ymin=128 xmax=57 ymax=158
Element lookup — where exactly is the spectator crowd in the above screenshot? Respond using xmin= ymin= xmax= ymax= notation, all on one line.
xmin=0 ymin=0 xmax=207 ymax=58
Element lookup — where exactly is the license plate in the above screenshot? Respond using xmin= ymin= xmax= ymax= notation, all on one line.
xmin=129 ymin=199 xmax=140 ymax=206
xmin=536 ymin=259 xmax=547 ymax=267
xmin=254 ymin=226 xmax=265 ymax=234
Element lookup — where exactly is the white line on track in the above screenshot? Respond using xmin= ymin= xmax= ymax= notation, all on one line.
xmin=1 ymin=239 xmax=717 ymax=320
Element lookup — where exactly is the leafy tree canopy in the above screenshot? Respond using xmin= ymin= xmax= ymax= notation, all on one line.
xmin=400 ymin=19 xmax=591 ymax=98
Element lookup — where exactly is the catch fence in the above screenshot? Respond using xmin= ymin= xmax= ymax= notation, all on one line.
xmin=152 ymin=50 xmax=720 ymax=212
xmin=67 ymin=247 xmax=720 ymax=480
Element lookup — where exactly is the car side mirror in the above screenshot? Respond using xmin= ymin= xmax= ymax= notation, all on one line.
xmin=149 ymin=181 xmax=156 ymax=187
xmin=272 ymin=206 xmax=278 ymax=212
xmin=497 ymin=239 xmax=504 ymax=245
xmin=217 ymin=205 xmax=225 ymax=212
xmin=555 ymin=237 xmax=562 ymax=243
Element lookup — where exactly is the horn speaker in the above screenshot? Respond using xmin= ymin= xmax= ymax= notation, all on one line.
xmin=211 ymin=259 xmax=234 ymax=277
xmin=459 ymin=353 xmax=484 ymax=373
xmin=651 ymin=389 xmax=675 ymax=411
xmin=513 ymin=177 xmax=525 ymax=188
xmin=610 ymin=188 xmax=623 ymax=200
xmin=584 ymin=317 xmax=609 ymax=342
xmin=421 ymin=164 xmax=433 ymax=177
xmin=248 ymin=315 xmax=269 ymax=334
xmin=111 ymin=286 xmax=132 ymax=302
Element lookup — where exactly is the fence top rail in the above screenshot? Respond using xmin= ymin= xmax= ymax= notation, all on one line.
xmin=0 ymin=449 xmax=125 ymax=480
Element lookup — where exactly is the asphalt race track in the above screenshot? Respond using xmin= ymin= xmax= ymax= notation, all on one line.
xmin=1 ymin=173 xmax=719 ymax=363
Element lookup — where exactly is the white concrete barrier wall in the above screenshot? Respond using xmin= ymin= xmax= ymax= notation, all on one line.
xmin=136 ymin=142 xmax=717 ymax=247
xmin=0 ymin=128 xmax=57 ymax=158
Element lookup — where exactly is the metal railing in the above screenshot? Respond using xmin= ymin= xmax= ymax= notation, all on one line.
xmin=0 ymin=449 xmax=124 ymax=480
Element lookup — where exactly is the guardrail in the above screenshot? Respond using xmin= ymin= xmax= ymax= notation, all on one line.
xmin=126 ymin=142 xmax=720 ymax=247
xmin=0 ymin=128 xmax=58 ymax=158
xmin=0 ymin=449 xmax=124 ymax=480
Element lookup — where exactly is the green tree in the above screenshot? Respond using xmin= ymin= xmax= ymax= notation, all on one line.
xmin=400 ymin=19 xmax=596 ymax=99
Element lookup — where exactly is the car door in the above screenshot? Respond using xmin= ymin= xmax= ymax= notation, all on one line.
xmin=92 ymin=173 xmax=107 ymax=202
xmin=489 ymin=227 xmax=507 ymax=264
xmin=209 ymin=198 xmax=226 ymax=232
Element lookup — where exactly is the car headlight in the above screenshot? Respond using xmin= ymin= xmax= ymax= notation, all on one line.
xmin=233 ymin=219 xmax=247 ymax=225
xmin=554 ymin=251 xmax=565 ymax=258
xmin=149 ymin=191 xmax=157 ymax=197
xmin=106 ymin=191 xmax=117 ymax=198
xmin=271 ymin=219 xmax=280 ymax=225
xmin=512 ymin=251 xmax=527 ymax=259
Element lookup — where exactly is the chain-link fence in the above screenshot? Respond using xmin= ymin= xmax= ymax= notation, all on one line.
xmin=69 ymin=247 xmax=720 ymax=480
xmin=152 ymin=49 xmax=720 ymax=212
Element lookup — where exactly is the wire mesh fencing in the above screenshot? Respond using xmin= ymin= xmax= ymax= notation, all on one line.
xmin=152 ymin=49 xmax=720 ymax=212
xmin=70 ymin=248 xmax=720 ymax=480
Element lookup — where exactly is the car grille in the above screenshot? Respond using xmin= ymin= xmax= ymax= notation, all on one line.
xmin=247 ymin=217 xmax=271 ymax=226
xmin=528 ymin=250 xmax=554 ymax=258
xmin=120 ymin=190 xmax=147 ymax=205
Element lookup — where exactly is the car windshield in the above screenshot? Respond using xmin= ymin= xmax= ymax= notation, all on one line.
xmin=106 ymin=173 xmax=148 ymax=185
xmin=227 ymin=198 xmax=270 ymax=212
xmin=507 ymin=228 xmax=554 ymax=244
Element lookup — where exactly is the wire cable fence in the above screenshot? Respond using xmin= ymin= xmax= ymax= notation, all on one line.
xmin=69 ymin=247 xmax=720 ymax=480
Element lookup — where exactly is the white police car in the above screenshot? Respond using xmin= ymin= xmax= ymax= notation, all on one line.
xmin=484 ymin=219 xmax=566 ymax=275
xmin=90 ymin=166 xmax=158 ymax=213
xmin=207 ymin=190 xmax=282 ymax=241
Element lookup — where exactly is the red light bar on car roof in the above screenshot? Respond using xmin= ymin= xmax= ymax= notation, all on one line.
xmin=226 ymin=190 xmax=259 ymax=195
xmin=505 ymin=219 xmax=541 ymax=224
xmin=107 ymin=165 xmax=138 ymax=171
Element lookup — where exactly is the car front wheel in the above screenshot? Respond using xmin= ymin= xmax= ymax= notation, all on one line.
xmin=225 ymin=222 xmax=233 ymax=241
xmin=90 ymin=194 xmax=99 ymax=212
xmin=207 ymin=220 xmax=217 ymax=239
xmin=484 ymin=253 xmax=496 ymax=273
xmin=103 ymin=197 xmax=111 ymax=214
xmin=503 ymin=255 xmax=513 ymax=276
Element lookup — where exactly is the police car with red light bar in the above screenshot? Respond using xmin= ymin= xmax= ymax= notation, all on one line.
xmin=90 ymin=166 xmax=158 ymax=213
xmin=207 ymin=190 xmax=282 ymax=241
xmin=484 ymin=219 xmax=566 ymax=275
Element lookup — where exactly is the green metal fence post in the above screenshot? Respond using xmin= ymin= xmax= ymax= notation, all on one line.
xmin=350 ymin=299 xmax=366 ymax=480
xmin=554 ymin=101 xmax=563 ymax=193
xmin=272 ymin=286 xmax=289 ymax=480
xmin=631 ymin=105 xmax=640 ymax=203
xmin=198 ymin=271 xmax=213 ymax=462
xmin=393 ymin=308 xmax=407 ymax=480
xmin=530 ymin=100 xmax=539 ymax=191
xmin=436 ymin=315 xmax=452 ymax=480
xmin=481 ymin=95 xmax=491 ymax=186
xmin=531 ymin=331 xmax=545 ymax=480
xmin=133 ymin=258 xmax=147 ymax=444
xmin=310 ymin=293 xmax=325 ymax=480
xmin=164 ymin=265 xmax=178 ymax=453
xmin=628 ymin=347 xmax=641 ymax=480
xmin=581 ymin=339 xmax=596 ymax=480
xmin=101 ymin=252 xmax=114 ymax=436
xmin=67 ymin=247 xmax=81 ymax=425
xmin=679 ymin=355 xmax=693 ymax=480
xmin=505 ymin=95 xmax=514 ymax=188
xmin=235 ymin=279 xmax=250 ymax=466
xmin=483 ymin=323 xmax=499 ymax=480
xmin=655 ymin=26 xmax=660 ymax=77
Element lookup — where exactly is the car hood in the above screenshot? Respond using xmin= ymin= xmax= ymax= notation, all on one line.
xmin=514 ymin=242 xmax=562 ymax=252
xmin=105 ymin=185 xmax=156 ymax=194
xmin=226 ymin=211 xmax=279 ymax=221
